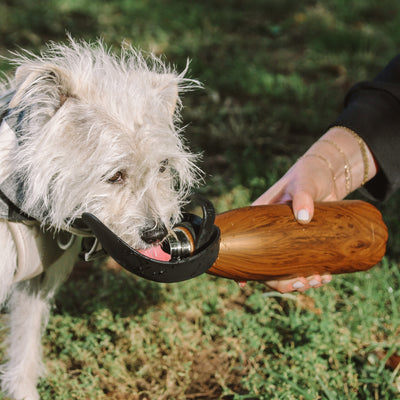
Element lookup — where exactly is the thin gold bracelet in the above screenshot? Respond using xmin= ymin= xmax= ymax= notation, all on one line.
xmin=300 ymin=153 xmax=338 ymax=197
xmin=319 ymin=139 xmax=352 ymax=194
xmin=334 ymin=126 xmax=369 ymax=186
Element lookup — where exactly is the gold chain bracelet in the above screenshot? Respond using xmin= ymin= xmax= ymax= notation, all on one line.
xmin=333 ymin=126 xmax=369 ymax=186
xmin=319 ymin=139 xmax=352 ymax=194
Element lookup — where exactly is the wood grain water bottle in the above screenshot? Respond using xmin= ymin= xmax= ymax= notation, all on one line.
xmin=205 ymin=200 xmax=388 ymax=281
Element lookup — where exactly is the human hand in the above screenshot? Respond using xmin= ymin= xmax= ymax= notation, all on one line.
xmin=253 ymin=152 xmax=342 ymax=223
xmin=250 ymin=126 xmax=377 ymax=293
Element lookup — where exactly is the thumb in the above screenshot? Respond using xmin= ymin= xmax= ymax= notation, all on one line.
xmin=291 ymin=190 xmax=315 ymax=224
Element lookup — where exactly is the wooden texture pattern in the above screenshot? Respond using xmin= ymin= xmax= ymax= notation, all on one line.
xmin=208 ymin=200 xmax=388 ymax=281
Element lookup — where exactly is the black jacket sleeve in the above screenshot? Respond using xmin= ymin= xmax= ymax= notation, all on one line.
xmin=331 ymin=54 xmax=400 ymax=201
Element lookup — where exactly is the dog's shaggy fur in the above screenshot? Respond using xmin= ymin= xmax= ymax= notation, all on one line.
xmin=0 ymin=39 xmax=200 ymax=399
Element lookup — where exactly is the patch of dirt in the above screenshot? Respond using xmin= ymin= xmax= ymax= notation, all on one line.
xmin=184 ymin=344 xmax=248 ymax=399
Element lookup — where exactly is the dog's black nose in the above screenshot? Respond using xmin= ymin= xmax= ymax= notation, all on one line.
xmin=140 ymin=224 xmax=168 ymax=244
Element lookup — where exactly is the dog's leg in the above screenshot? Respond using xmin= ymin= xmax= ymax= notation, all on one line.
xmin=1 ymin=252 xmax=77 ymax=400
xmin=1 ymin=278 xmax=50 ymax=400
xmin=0 ymin=220 xmax=44 ymax=400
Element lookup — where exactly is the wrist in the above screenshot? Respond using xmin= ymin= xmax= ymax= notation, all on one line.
xmin=326 ymin=126 xmax=377 ymax=188
xmin=303 ymin=126 xmax=377 ymax=199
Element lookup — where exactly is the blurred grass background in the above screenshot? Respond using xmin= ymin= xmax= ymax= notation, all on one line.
xmin=1 ymin=0 xmax=400 ymax=399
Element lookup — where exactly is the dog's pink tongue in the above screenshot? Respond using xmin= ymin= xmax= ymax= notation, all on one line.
xmin=139 ymin=245 xmax=171 ymax=261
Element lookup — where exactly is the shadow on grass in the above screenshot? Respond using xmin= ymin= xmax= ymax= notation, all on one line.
xmin=54 ymin=259 xmax=164 ymax=318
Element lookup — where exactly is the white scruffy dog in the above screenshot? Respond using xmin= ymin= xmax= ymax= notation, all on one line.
xmin=0 ymin=38 xmax=200 ymax=399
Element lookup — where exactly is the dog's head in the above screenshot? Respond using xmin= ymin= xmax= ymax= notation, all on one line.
xmin=5 ymin=38 xmax=202 ymax=250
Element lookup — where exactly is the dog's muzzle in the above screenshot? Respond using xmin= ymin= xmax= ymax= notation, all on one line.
xmin=81 ymin=197 xmax=220 ymax=283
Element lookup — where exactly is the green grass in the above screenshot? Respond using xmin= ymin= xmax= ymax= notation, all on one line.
xmin=1 ymin=0 xmax=400 ymax=398
xmin=15 ymin=259 xmax=399 ymax=399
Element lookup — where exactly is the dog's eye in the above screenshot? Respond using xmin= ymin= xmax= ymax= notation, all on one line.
xmin=159 ymin=159 xmax=169 ymax=173
xmin=107 ymin=171 xmax=125 ymax=184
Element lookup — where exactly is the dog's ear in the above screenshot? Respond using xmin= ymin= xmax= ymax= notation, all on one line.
xmin=151 ymin=73 xmax=179 ymax=116
xmin=10 ymin=64 xmax=70 ymax=109
xmin=161 ymin=78 xmax=179 ymax=116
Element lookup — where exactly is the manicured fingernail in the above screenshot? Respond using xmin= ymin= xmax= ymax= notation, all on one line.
xmin=292 ymin=281 xmax=305 ymax=289
xmin=309 ymin=279 xmax=320 ymax=287
xmin=297 ymin=209 xmax=310 ymax=222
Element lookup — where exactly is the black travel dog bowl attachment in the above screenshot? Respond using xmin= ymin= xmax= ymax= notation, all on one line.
xmin=81 ymin=197 xmax=220 ymax=283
